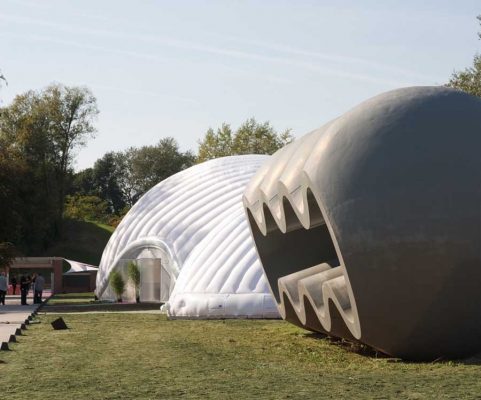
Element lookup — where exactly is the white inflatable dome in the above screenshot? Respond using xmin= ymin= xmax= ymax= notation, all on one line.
xmin=96 ymin=155 xmax=279 ymax=319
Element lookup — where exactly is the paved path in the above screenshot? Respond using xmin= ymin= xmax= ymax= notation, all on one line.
xmin=0 ymin=303 xmax=42 ymax=350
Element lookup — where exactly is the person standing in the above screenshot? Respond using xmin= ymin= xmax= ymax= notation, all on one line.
xmin=31 ymin=273 xmax=36 ymax=294
xmin=0 ymin=272 xmax=7 ymax=305
xmin=34 ymin=273 xmax=45 ymax=304
xmin=11 ymin=275 xmax=17 ymax=295
xmin=20 ymin=275 xmax=30 ymax=305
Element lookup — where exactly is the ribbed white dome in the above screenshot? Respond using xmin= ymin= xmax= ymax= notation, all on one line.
xmin=96 ymin=155 xmax=279 ymax=318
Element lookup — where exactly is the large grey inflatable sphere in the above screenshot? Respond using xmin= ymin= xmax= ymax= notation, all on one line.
xmin=243 ymin=86 xmax=481 ymax=360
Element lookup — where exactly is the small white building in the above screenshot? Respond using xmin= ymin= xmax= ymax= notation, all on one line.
xmin=95 ymin=155 xmax=279 ymax=319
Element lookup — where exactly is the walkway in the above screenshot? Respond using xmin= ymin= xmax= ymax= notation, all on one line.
xmin=0 ymin=296 xmax=44 ymax=350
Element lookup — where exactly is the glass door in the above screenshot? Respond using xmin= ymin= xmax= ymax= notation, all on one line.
xmin=139 ymin=258 xmax=161 ymax=303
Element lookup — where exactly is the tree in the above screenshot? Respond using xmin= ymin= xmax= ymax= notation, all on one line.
xmin=127 ymin=261 xmax=141 ymax=303
xmin=0 ymin=83 xmax=98 ymax=252
xmin=197 ymin=123 xmax=233 ymax=161
xmin=129 ymin=138 xmax=196 ymax=196
xmin=109 ymin=270 xmax=125 ymax=302
xmin=197 ymin=118 xmax=293 ymax=162
xmin=447 ymin=55 xmax=481 ymax=97
xmin=70 ymin=138 xmax=195 ymax=211
xmin=70 ymin=167 xmax=95 ymax=196
xmin=91 ymin=153 xmax=125 ymax=213
xmin=64 ymin=195 xmax=110 ymax=223
xmin=447 ymin=15 xmax=481 ymax=97
xmin=41 ymin=84 xmax=99 ymax=216
xmin=0 ymin=144 xmax=26 ymax=246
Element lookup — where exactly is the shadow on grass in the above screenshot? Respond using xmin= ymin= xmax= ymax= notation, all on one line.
xmin=304 ymin=332 xmax=481 ymax=366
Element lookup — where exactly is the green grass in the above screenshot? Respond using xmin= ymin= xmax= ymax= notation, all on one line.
xmin=40 ymin=219 xmax=114 ymax=266
xmin=1 ymin=310 xmax=481 ymax=399
xmin=45 ymin=292 xmax=96 ymax=305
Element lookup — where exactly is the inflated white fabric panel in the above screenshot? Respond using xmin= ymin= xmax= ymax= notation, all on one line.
xmin=96 ymin=155 xmax=279 ymax=319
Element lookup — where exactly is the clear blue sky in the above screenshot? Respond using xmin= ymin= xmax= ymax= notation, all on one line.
xmin=1 ymin=0 xmax=480 ymax=170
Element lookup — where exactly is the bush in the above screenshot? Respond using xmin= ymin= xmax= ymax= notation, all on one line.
xmin=109 ymin=270 xmax=125 ymax=302
xmin=127 ymin=261 xmax=141 ymax=303
xmin=64 ymin=195 xmax=110 ymax=223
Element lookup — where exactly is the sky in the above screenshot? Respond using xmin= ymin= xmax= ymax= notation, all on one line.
xmin=1 ymin=0 xmax=480 ymax=170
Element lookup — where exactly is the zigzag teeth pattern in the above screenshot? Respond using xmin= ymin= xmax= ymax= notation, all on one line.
xmin=244 ymin=179 xmax=361 ymax=340
xmin=277 ymin=263 xmax=353 ymax=334
xmin=243 ymin=180 xmax=313 ymax=235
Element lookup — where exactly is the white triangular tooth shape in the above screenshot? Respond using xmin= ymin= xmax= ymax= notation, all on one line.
xmin=277 ymin=129 xmax=319 ymax=192
xmin=243 ymin=160 xmax=272 ymax=202
xmin=257 ymin=148 xmax=291 ymax=197
xmin=273 ymin=184 xmax=307 ymax=234
xmin=267 ymin=194 xmax=285 ymax=231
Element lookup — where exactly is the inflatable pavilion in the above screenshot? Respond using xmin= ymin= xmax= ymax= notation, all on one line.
xmin=96 ymin=155 xmax=279 ymax=319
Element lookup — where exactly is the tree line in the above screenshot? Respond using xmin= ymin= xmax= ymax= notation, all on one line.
xmin=0 ymin=83 xmax=292 ymax=260
xmin=64 ymin=117 xmax=293 ymax=226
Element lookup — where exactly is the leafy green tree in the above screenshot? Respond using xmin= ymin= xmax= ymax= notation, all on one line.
xmin=447 ymin=55 xmax=481 ymax=97
xmin=0 ymin=145 xmax=26 ymax=245
xmin=111 ymin=150 xmax=138 ymax=207
xmin=70 ymin=137 xmax=194 ymax=213
xmin=91 ymin=152 xmax=125 ymax=213
xmin=70 ymin=167 xmax=95 ymax=196
xmin=127 ymin=261 xmax=141 ymax=303
xmin=109 ymin=270 xmax=125 ymax=302
xmin=129 ymin=137 xmax=196 ymax=195
xmin=197 ymin=123 xmax=233 ymax=161
xmin=197 ymin=118 xmax=293 ymax=162
xmin=70 ymin=154 xmax=125 ymax=214
xmin=64 ymin=195 xmax=110 ymax=223
xmin=40 ymin=84 xmax=99 ymax=215
xmin=447 ymin=15 xmax=481 ymax=97
xmin=0 ymin=83 xmax=98 ymax=252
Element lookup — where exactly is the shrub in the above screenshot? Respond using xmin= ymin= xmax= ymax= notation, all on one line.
xmin=64 ymin=195 xmax=110 ymax=223
xmin=127 ymin=261 xmax=141 ymax=303
xmin=109 ymin=270 xmax=125 ymax=302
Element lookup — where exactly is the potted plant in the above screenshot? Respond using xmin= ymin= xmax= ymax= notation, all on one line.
xmin=127 ymin=261 xmax=141 ymax=303
xmin=109 ymin=271 xmax=125 ymax=303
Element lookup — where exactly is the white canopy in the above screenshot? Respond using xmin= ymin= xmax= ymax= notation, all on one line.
xmin=64 ymin=259 xmax=99 ymax=275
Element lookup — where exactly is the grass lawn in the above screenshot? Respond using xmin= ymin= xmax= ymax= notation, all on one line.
xmin=45 ymin=292 xmax=97 ymax=305
xmin=1 ymin=297 xmax=481 ymax=399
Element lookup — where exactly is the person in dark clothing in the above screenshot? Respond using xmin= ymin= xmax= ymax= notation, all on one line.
xmin=11 ymin=275 xmax=17 ymax=295
xmin=0 ymin=272 xmax=7 ymax=305
xmin=20 ymin=275 xmax=30 ymax=305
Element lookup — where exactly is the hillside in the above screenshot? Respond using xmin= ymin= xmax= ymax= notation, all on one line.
xmin=40 ymin=219 xmax=114 ymax=267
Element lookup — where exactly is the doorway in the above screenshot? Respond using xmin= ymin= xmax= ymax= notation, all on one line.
xmin=134 ymin=258 xmax=172 ymax=303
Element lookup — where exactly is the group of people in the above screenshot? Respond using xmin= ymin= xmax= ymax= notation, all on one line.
xmin=0 ymin=271 xmax=45 ymax=305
